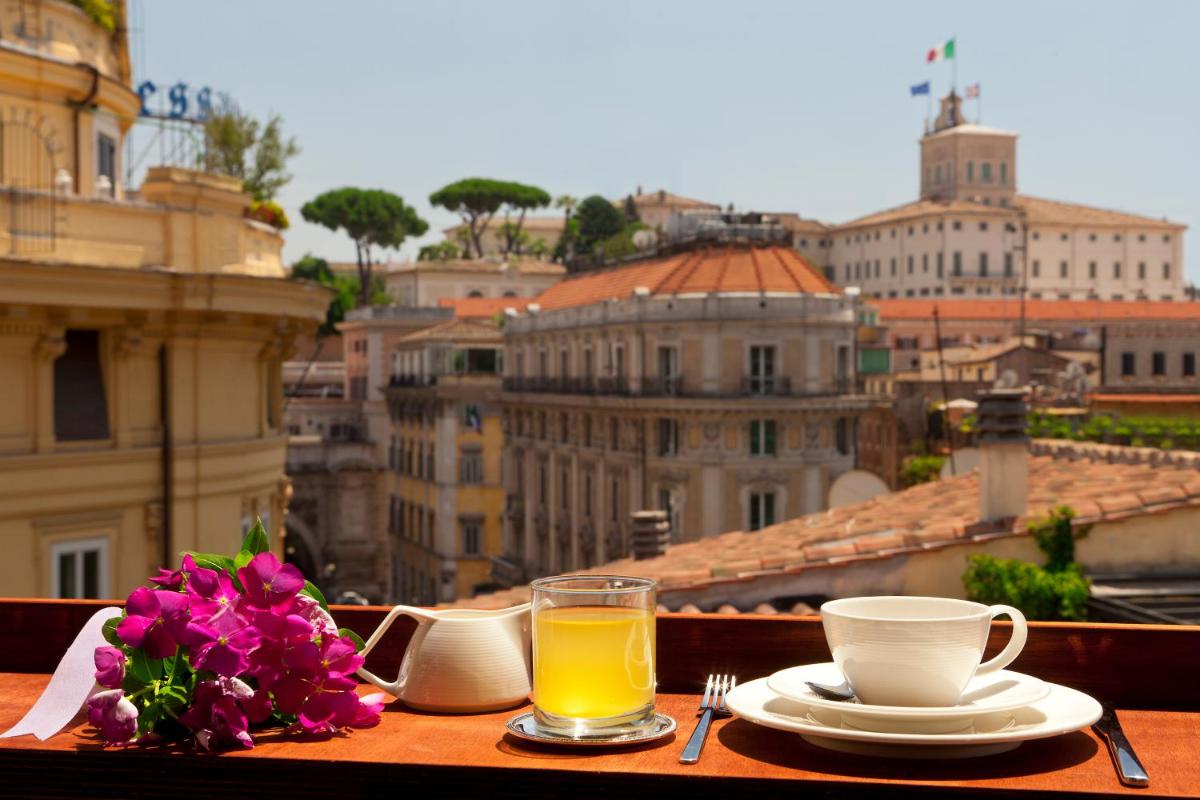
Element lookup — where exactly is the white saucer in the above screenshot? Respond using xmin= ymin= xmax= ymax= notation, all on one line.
xmin=726 ymin=677 xmax=1101 ymax=759
xmin=767 ymin=663 xmax=1050 ymax=733
xmin=505 ymin=712 xmax=676 ymax=747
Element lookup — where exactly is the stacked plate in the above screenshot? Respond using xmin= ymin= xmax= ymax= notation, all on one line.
xmin=726 ymin=662 xmax=1102 ymax=759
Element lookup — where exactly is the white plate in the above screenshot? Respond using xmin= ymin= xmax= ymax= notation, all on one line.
xmin=767 ymin=662 xmax=1051 ymax=733
xmin=726 ymin=677 xmax=1101 ymax=759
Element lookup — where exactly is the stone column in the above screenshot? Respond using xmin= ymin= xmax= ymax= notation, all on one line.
xmin=33 ymin=329 xmax=66 ymax=453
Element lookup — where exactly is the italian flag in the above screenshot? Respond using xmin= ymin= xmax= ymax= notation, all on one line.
xmin=927 ymin=38 xmax=955 ymax=63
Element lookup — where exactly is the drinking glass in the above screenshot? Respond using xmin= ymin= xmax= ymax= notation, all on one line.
xmin=531 ymin=575 xmax=657 ymax=737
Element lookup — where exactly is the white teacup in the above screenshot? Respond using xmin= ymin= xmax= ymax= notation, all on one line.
xmin=820 ymin=596 xmax=1028 ymax=707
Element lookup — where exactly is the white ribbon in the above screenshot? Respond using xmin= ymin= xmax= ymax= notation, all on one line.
xmin=1 ymin=607 xmax=122 ymax=741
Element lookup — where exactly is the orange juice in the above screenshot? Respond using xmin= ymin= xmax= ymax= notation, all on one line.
xmin=533 ymin=605 xmax=656 ymax=719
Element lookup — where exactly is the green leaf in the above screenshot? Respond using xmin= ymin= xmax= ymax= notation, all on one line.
xmin=234 ymin=549 xmax=254 ymax=570
xmin=186 ymin=551 xmax=237 ymax=574
xmin=338 ymin=627 xmax=365 ymax=653
xmin=127 ymin=648 xmax=162 ymax=684
xmin=301 ymin=580 xmax=328 ymax=611
xmin=241 ymin=518 xmax=270 ymax=556
xmin=101 ymin=616 xmax=122 ymax=646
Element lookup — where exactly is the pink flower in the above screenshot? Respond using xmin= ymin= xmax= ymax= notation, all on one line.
xmin=352 ymin=693 xmax=386 ymax=728
xmin=179 ymin=679 xmax=254 ymax=750
xmin=272 ymin=672 xmax=360 ymax=734
xmin=116 ymin=588 xmax=189 ymax=659
xmin=87 ymin=689 xmax=138 ymax=743
xmin=189 ymin=621 xmax=261 ymax=677
xmin=318 ymin=636 xmax=364 ymax=679
xmin=186 ymin=565 xmax=242 ymax=631
xmin=238 ymin=553 xmax=305 ymax=613
xmin=292 ymin=594 xmax=338 ymax=639
xmin=246 ymin=611 xmax=317 ymax=688
xmin=93 ymin=646 xmax=125 ymax=689
xmin=148 ymin=554 xmax=199 ymax=590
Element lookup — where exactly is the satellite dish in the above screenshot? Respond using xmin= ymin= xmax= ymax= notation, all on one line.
xmin=940 ymin=447 xmax=982 ymax=478
xmin=995 ymin=369 xmax=1020 ymax=389
xmin=828 ymin=470 xmax=891 ymax=508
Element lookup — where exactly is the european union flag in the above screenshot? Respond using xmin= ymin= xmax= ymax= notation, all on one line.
xmin=910 ymin=81 xmax=931 ymax=97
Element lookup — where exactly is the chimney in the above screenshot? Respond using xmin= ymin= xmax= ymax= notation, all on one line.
xmin=630 ymin=510 xmax=670 ymax=560
xmin=975 ymin=388 xmax=1029 ymax=522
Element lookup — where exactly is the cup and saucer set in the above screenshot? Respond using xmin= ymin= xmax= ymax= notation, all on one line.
xmin=726 ymin=596 xmax=1103 ymax=758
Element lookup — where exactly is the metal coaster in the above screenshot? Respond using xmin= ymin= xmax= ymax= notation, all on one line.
xmin=505 ymin=712 xmax=676 ymax=747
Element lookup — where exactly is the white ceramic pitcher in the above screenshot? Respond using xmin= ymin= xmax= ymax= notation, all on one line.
xmin=356 ymin=603 xmax=531 ymax=713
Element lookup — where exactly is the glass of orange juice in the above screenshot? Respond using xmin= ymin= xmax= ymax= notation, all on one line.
xmin=531 ymin=575 xmax=657 ymax=737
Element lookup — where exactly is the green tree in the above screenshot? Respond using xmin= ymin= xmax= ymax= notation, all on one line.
xmin=290 ymin=255 xmax=355 ymax=336
xmin=202 ymin=96 xmax=300 ymax=201
xmin=573 ymin=194 xmax=626 ymax=255
xmin=300 ymin=188 xmax=428 ymax=306
xmin=429 ymin=178 xmax=550 ymax=257
xmin=418 ymin=240 xmax=461 ymax=262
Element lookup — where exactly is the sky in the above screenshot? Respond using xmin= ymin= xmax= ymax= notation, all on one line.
xmin=132 ymin=1 xmax=1200 ymax=284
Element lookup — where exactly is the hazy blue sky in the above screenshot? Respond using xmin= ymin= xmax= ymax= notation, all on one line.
xmin=134 ymin=1 xmax=1199 ymax=283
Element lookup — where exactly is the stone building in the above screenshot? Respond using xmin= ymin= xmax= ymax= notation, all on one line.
xmin=0 ymin=0 xmax=326 ymax=598
xmin=497 ymin=244 xmax=877 ymax=585
xmin=383 ymin=257 xmax=564 ymax=305
xmin=384 ymin=318 xmax=506 ymax=603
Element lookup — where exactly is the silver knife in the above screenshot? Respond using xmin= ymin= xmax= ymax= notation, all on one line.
xmin=1093 ymin=703 xmax=1149 ymax=788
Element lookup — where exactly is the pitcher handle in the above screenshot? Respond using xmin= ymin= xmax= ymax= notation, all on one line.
xmin=356 ymin=605 xmax=437 ymax=695
xmin=975 ymin=604 xmax=1028 ymax=676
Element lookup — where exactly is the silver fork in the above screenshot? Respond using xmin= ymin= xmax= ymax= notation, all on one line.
xmin=679 ymin=673 xmax=737 ymax=764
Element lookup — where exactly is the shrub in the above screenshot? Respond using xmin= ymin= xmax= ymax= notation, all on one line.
xmin=962 ymin=506 xmax=1091 ymax=621
xmin=900 ymin=454 xmax=945 ymax=487
xmin=247 ymin=199 xmax=290 ymax=230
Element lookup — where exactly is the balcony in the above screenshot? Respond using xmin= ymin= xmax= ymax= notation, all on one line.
xmin=389 ymin=374 xmax=438 ymax=388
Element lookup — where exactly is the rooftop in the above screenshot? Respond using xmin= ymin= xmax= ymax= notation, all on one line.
xmin=626 ymin=189 xmax=720 ymax=210
xmin=925 ymin=122 xmax=1018 ymax=139
xmin=385 ymin=258 xmax=565 ymax=276
xmin=393 ymin=317 xmax=502 ymax=345
xmin=531 ymin=245 xmax=836 ymax=312
xmin=873 ymin=298 xmax=1200 ymax=322
xmin=438 ymin=296 xmax=535 ymax=318
xmin=456 ymin=440 xmax=1200 ymax=611
xmin=834 ymin=194 xmax=1185 ymax=230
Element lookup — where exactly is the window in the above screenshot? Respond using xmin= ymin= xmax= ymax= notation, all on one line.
xmin=922 ymin=254 xmax=928 ymax=273
xmin=1138 ymin=234 xmax=1146 ymax=243
xmin=1114 ymin=233 xmax=1122 ymax=242
xmin=890 ymin=257 xmax=896 ymax=276
xmin=749 ymin=492 xmax=776 ymax=532
xmin=979 ymin=252 xmax=988 ymax=276
xmin=54 ymin=330 xmax=110 ymax=441
xmin=560 ymin=412 xmax=569 ymax=444
xmin=583 ymin=415 xmax=592 ymax=447
xmin=52 ymin=537 xmax=108 ymax=599
xmin=1152 ymin=352 xmax=1166 ymax=376
xmin=462 ymin=522 xmax=481 ymax=556
xmin=610 ymin=477 xmax=621 ymax=523
xmin=1164 ymin=234 xmax=1171 ymax=243
xmin=966 ymin=162 xmax=974 ymax=182
xmin=1138 ymin=262 xmax=1146 ymax=280
xmin=1121 ymin=352 xmax=1136 ymax=377
xmin=1060 ymin=261 xmax=1069 ymax=278
xmin=906 ymin=255 xmax=913 ymax=274
xmin=502 ymin=290 xmax=517 ymax=298
xmin=936 ymin=252 xmax=944 ymax=277
xmin=922 ymin=224 xmax=929 ymax=234
xmin=981 ymin=162 xmax=993 ymax=183
xmin=460 ymin=451 xmax=483 ymax=484
xmin=999 ymin=162 xmax=1008 ymax=184
xmin=1032 ymin=259 xmax=1040 ymax=278
xmin=96 ymin=134 xmax=117 ymax=196
xmin=1088 ymin=261 xmax=1097 ymax=279
xmin=1163 ymin=262 xmax=1171 ymax=280
xmin=583 ymin=348 xmax=593 ymax=380
xmin=953 ymin=251 xmax=962 ymax=276
xmin=748 ymin=345 xmax=776 ymax=394
xmin=907 ymin=226 xmax=914 ymax=236
xmin=657 ymin=418 xmax=679 ymax=456
xmin=559 ymin=348 xmax=568 ymax=378
xmin=835 ymin=417 xmax=851 ymax=455
xmin=1113 ymin=262 xmax=1121 ymax=279
xmin=1088 ymin=233 xmax=1097 ymax=242
xmin=467 ymin=290 xmax=484 ymax=298
xmin=560 ymin=469 xmax=570 ymax=511
xmin=1002 ymin=253 xmax=1012 ymax=277
xmin=610 ymin=417 xmax=620 ymax=450
xmin=583 ymin=473 xmax=593 ymax=517
xmin=979 ymin=221 xmax=989 ymax=232
xmin=749 ymin=420 xmax=776 ymax=457
xmin=1184 ymin=353 xmax=1196 ymax=377
xmin=538 ymin=463 xmax=547 ymax=505
xmin=657 ymin=346 xmax=677 ymax=388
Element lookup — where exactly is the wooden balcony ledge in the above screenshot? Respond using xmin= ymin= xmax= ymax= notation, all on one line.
xmin=2 ymin=599 xmax=1199 ymax=799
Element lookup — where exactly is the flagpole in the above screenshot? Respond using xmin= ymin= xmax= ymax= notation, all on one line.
xmin=952 ymin=34 xmax=958 ymax=94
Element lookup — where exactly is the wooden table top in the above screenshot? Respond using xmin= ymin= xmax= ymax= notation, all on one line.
xmin=2 ymin=671 xmax=1198 ymax=799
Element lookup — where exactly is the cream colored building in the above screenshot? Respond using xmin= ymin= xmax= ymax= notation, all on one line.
xmin=620 ymin=188 xmax=721 ymax=230
xmin=383 ymin=257 xmax=564 ymax=305
xmin=385 ymin=318 xmax=506 ymax=603
xmin=0 ymin=0 xmax=326 ymax=599
xmin=817 ymin=92 xmax=1187 ymax=301
xmin=497 ymin=245 xmax=877 ymax=585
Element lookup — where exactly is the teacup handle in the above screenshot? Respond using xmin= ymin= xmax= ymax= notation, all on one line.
xmin=975 ymin=604 xmax=1028 ymax=676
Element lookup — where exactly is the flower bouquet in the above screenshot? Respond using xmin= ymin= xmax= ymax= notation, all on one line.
xmin=87 ymin=520 xmax=383 ymax=749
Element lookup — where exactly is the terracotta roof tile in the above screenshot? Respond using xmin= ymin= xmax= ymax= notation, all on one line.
xmin=531 ymin=246 xmax=836 ymax=311
xmin=450 ymin=443 xmax=1200 ymax=612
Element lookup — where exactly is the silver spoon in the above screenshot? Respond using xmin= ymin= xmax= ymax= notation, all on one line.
xmin=805 ymin=679 xmax=857 ymax=702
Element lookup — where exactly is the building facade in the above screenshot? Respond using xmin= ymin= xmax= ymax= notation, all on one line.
xmin=0 ymin=0 xmax=326 ymax=599
xmin=496 ymin=245 xmax=877 ymax=585
xmin=817 ymin=92 xmax=1187 ymax=301
xmin=384 ymin=319 xmax=506 ymax=603
xmin=383 ymin=257 xmax=564 ymax=305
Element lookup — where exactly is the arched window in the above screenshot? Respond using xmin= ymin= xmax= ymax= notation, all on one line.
xmin=966 ymin=161 xmax=974 ymax=183
xmin=999 ymin=162 xmax=1008 ymax=185
xmin=502 ymin=290 xmax=517 ymax=298
xmin=981 ymin=162 xmax=993 ymax=183
xmin=467 ymin=290 xmax=484 ymax=298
